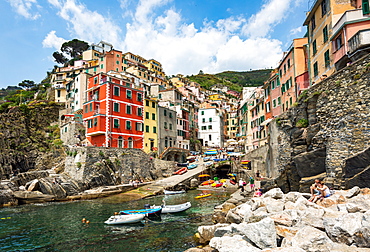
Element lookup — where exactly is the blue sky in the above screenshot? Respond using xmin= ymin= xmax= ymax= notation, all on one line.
xmin=1 ymin=0 xmax=308 ymax=88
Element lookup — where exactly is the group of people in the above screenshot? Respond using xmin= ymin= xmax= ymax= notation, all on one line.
xmin=238 ymin=177 xmax=261 ymax=195
xmin=309 ymin=179 xmax=332 ymax=203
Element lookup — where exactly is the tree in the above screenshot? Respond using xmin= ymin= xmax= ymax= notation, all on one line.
xmin=198 ymin=70 xmax=204 ymax=75
xmin=18 ymin=80 xmax=36 ymax=90
xmin=60 ymin=39 xmax=89 ymax=59
xmin=52 ymin=39 xmax=89 ymax=65
xmin=52 ymin=52 xmax=67 ymax=65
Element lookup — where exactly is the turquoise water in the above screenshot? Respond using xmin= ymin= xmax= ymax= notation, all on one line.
xmin=0 ymin=188 xmax=233 ymax=251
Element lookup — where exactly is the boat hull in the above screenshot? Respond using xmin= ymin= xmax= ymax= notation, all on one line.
xmin=164 ymin=190 xmax=186 ymax=195
xmin=104 ymin=214 xmax=145 ymax=225
xmin=120 ymin=208 xmax=162 ymax=217
xmin=161 ymin=202 xmax=191 ymax=213
xmin=195 ymin=194 xmax=212 ymax=199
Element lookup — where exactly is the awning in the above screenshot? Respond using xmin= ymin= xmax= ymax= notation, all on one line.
xmin=205 ymin=151 xmax=218 ymax=155
xmin=187 ymin=156 xmax=196 ymax=159
xmin=260 ymin=118 xmax=273 ymax=126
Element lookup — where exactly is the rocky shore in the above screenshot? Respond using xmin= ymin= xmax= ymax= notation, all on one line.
xmin=187 ymin=186 xmax=370 ymax=252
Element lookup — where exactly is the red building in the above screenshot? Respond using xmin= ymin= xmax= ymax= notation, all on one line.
xmin=83 ymin=73 xmax=144 ymax=148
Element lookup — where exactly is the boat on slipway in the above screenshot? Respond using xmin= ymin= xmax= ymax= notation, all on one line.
xmin=164 ymin=189 xmax=186 ymax=195
xmin=104 ymin=213 xmax=145 ymax=225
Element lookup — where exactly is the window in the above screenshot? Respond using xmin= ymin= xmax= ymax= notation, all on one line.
xmin=84 ymin=105 xmax=88 ymax=113
xmin=164 ymin=110 xmax=167 ymax=116
xmin=334 ymin=35 xmax=343 ymax=51
xmin=313 ymin=62 xmax=319 ymax=77
xmin=201 ymin=126 xmax=206 ymax=130
xmin=202 ymin=118 xmax=205 ymax=123
xmin=153 ymin=126 xmax=157 ymax=133
xmin=312 ymin=40 xmax=317 ymax=55
xmin=321 ymin=0 xmax=328 ymax=16
xmin=201 ymin=111 xmax=204 ymax=115
xmin=323 ymin=26 xmax=328 ymax=43
xmin=209 ymin=135 xmax=212 ymax=141
xmin=159 ymin=94 xmax=162 ymax=99
xmin=136 ymin=122 xmax=143 ymax=131
xmin=137 ymin=93 xmax=142 ymax=101
xmin=169 ymin=112 xmax=173 ymax=118
xmin=114 ymin=86 xmax=119 ymax=96
xmin=290 ymin=97 xmax=293 ymax=105
xmin=93 ymin=118 xmax=97 ymax=126
xmin=209 ymin=118 xmax=212 ymax=122
xmin=138 ymin=108 xmax=143 ymax=116
xmin=113 ymin=103 xmax=119 ymax=112
xmin=364 ymin=0 xmax=370 ymax=15
xmin=126 ymin=121 xmax=131 ymax=130
xmin=169 ymin=124 xmax=173 ymax=130
xmin=57 ymin=90 xmax=61 ymax=97
xmin=100 ymin=64 xmax=104 ymax=69
xmin=113 ymin=119 xmax=119 ymax=128
xmin=126 ymin=90 xmax=132 ymax=99
xmin=277 ymin=97 xmax=281 ymax=105
xmin=324 ymin=50 xmax=330 ymax=68
xmin=152 ymin=102 xmax=155 ymax=108
xmin=266 ymin=102 xmax=271 ymax=112
xmin=284 ymin=64 xmax=286 ymax=74
xmin=311 ymin=15 xmax=316 ymax=31
xmin=145 ymin=112 xmax=150 ymax=119
xmin=287 ymin=59 xmax=291 ymax=68
xmin=164 ymin=122 xmax=167 ymax=129
xmin=126 ymin=105 xmax=132 ymax=114
xmin=152 ymin=113 xmax=155 ymax=120
xmin=145 ymin=125 xmax=150 ymax=132
xmin=208 ymin=125 xmax=212 ymax=130
xmin=271 ymin=80 xmax=275 ymax=89
xmin=146 ymin=100 xmax=149 ymax=106
xmin=89 ymin=103 xmax=93 ymax=111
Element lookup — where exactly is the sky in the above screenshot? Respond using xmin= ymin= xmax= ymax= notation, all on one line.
xmin=1 ymin=0 xmax=310 ymax=88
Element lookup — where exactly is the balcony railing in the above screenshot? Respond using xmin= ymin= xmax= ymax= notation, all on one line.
xmin=53 ymin=84 xmax=65 ymax=89
xmin=348 ymin=29 xmax=370 ymax=54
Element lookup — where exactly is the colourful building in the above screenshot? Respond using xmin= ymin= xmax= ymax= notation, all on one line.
xmin=304 ymin=0 xmax=357 ymax=84
xmin=331 ymin=3 xmax=370 ymax=70
xmin=83 ymin=73 xmax=144 ymax=148
xmin=143 ymin=97 xmax=158 ymax=153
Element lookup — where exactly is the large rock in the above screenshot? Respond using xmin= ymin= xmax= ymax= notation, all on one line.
xmin=197 ymin=223 xmax=230 ymax=243
xmin=293 ymin=148 xmax=326 ymax=178
xmin=210 ymin=235 xmax=261 ymax=252
xmin=323 ymin=212 xmax=364 ymax=245
xmin=345 ymin=186 xmax=361 ymax=198
xmin=287 ymin=225 xmax=334 ymax=251
xmin=232 ymin=217 xmax=277 ymax=249
xmin=263 ymin=188 xmax=284 ymax=199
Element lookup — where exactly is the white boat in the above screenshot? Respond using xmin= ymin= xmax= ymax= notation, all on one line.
xmin=104 ymin=213 xmax=145 ymax=225
xmin=164 ymin=189 xmax=186 ymax=195
xmin=161 ymin=202 xmax=191 ymax=213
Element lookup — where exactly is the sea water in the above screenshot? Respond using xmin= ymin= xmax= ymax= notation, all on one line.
xmin=0 ymin=188 xmax=234 ymax=252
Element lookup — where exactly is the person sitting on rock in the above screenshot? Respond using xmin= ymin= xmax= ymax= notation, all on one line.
xmin=308 ymin=179 xmax=321 ymax=202
xmin=253 ymin=188 xmax=262 ymax=197
xmin=311 ymin=181 xmax=331 ymax=203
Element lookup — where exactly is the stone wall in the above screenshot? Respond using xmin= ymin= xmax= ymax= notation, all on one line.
xmin=268 ymin=53 xmax=370 ymax=192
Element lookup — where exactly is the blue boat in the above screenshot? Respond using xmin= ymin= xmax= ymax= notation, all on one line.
xmin=187 ymin=163 xmax=198 ymax=169
xmin=120 ymin=207 xmax=162 ymax=217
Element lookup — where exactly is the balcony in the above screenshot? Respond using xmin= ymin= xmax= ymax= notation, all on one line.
xmin=53 ymin=84 xmax=65 ymax=89
xmin=348 ymin=29 xmax=370 ymax=54
xmin=333 ymin=9 xmax=367 ymax=35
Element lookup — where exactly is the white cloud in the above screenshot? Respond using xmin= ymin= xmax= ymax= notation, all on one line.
xmin=42 ymin=30 xmax=67 ymax=49
xmin=242 ymin=0 xmax=293 ymax=38
xmin=8 ymin=0 xmax=41 ymax=20
xmin=47 ymin=0 xmax=122 ymax=47
xmin=290 ymin=26 xmax=302 ymax=35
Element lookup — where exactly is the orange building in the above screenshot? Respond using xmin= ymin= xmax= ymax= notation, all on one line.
xmin=83 ymin=73 xmax=144 ymax=148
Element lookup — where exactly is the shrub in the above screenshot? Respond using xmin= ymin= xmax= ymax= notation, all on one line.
xmin=296 ymin=118 xmax=308 ymax=128
xmin=76 ymin=162 xmax=82 ymax=168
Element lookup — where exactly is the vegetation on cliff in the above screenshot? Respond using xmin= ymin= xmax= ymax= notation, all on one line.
xmin=187 ymin=69 xmax=271 ymax=92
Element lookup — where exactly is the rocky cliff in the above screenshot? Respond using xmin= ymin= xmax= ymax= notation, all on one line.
xmin=268 ymin=54 xmax=370 ymax=192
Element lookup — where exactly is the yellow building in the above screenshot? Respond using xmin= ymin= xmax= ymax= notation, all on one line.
xmin=143 ymin=97 xmax=158 ymax=153
xmin=144 ymin=59 xmax=165 ymax=78
xmin=208 ymin=94 xmax=222 ymax=101
xmin=304 ymin=0 xmax=357 ymax=84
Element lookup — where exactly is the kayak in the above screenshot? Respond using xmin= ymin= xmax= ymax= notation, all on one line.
xmin=195 ymin=194 xmax=212 ymax=199
xmin=201 ymin=180 xmax=214 ymax=186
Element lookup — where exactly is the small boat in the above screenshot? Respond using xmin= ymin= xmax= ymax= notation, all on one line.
xmin=195 ymin=193 xmax=212 ymax=199
xmin=164 ymin=189 xmax=186 ymax=195
xmin=201 ymin=180 xmax=214 ymax=186
xmin=155 ymin=202 xmax=191 ymax=213
xmin=198 ymin=174 xmax=210 ymax=178
xmin=187 ymin=163 xmax=198 ymax=169
xmin=205 ymin=161 xmax=213 ymax=167
xmin=173 ymin=167 xmax=187 ymax=175
xmin=211 ymin=182 xmax=223 ymax=187
xmin=230 ymin=180 xmax=236 ymax=185
xmin=104 ymin=213 xmax=145 ymax=225
xmin=120 ymin=207 xmax=162 ymax=218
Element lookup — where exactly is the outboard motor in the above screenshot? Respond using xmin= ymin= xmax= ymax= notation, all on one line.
xmin=144 ymin=203 xmax=151 ymax=209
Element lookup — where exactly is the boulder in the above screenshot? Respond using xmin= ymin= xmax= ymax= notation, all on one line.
xmin=232 ymin=217 xmax=277 ymax=249
xmin=293 ymin=148 xmax=326 ymax=178
xmin=261 ymin=248 xmax=305 ymax=252
xmin=346 ymin=186 xmax=361 ymax=198
xmin=210 ymin=235 xmax=261 ymax=252
xmin=263 ymin=188 xmax=284 ymax=199
xmin=288 ymin=225 xmax=334 ymax=251
xmin=263 ymin=198 xmax=284 ymax=214
xmin=197 ymin=223 xmax=230 ymax=243
xmin=274 ymin=225 xmax=299 ymax=239
xmin=323 ymin=212 xmax=364 ymax=245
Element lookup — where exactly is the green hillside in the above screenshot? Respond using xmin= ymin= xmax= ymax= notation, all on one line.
xmin=188 ymin=69 xmax=272 ymax=92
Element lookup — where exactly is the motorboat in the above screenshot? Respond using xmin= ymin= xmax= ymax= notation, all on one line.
xmin=164 ymin=189 xmax=186 ymax=195
xmin=120 ymin=207 xmax=162 ymax=218
xmin=161 ymin=202 xmax=191 ymax=213
xmin=104 ymin=213 xmax=145 ymax=225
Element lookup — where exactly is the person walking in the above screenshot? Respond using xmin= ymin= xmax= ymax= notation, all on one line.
xmin=249 ymin=177 xmax=255 ymax=190
xmin=238 ymin=178 xmax=245 ymax=192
